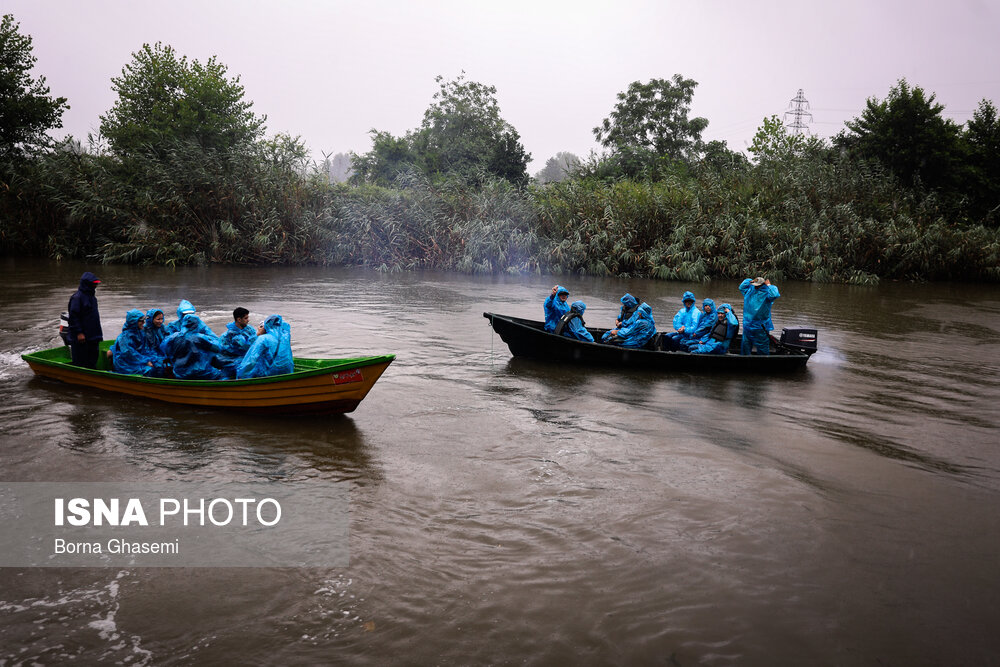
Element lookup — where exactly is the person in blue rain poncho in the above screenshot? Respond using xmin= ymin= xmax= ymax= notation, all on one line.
xmin=604 ymin=302 xmax=657 ymax=348
xmin=543 ymin=285 xmax=571 ymax=332
xmin=143 ymin=308 xmax=169 ymax=373
xmin=679 ymin=299 xmax=717 ymax=351
xmin=217 ymin=307 xmax=258 ymax=378
xmin=164 ymin=299 xmax=214 ymax=337
xmin=236 ymin=314 xmax=294 ymax=379
xmin=160 ymin=314 xmax=224 ymax=380
xmin=689 ymin=303 xmax=739 ymax=355
xmin=663 ymin=291 xmax=701 ymax=351
xmin=601 ymin=293 xmax=640 ymax=343
xmin=739 ymin=277 xmax=780 ymax=355
xmin=110 ymin=309 xmax=161 ymax=376
xmin=554 ymin=300 xmax=595 ymax=342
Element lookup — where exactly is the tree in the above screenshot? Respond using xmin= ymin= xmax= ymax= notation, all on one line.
xmin=535 ymin=152 xmax=581 ymax=184
xmin=349 ymin=130 xmax=420 ymax=186
xmin=593 ymin=75 xmax=708 ymax=176
xmin=418 ymin=73 xmax=530 ymax=185
xmin=699 ymin=139 xmax=750 ymax=174
xmin=833 ymin=79 xmax=962 ymax=193
xmin=962 ymin=99 xmax=1000 ymax=224
xmin=748 ymin=116 xmax=825 ymax=165
xmin=0 ymin=14 xmax=69 ymax=161
xmin=99 ymin=42 xmax=265 ymax=157
xmin=352 ymin=73 xmax=530 ymax=187
xmin=328 ymin=152 xmax=353 ymax=183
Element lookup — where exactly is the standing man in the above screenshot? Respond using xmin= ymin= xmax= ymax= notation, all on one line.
xmin=67 ymin=271 xmax=103 ymax=368
xmin=739 ymin=276 xmax=780 ymax=355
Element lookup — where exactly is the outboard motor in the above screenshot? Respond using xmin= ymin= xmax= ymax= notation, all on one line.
xmin=780 ymin=328 xmax=818 ymax=354
xmin=59 ymin=312 xmax=72 ymax=346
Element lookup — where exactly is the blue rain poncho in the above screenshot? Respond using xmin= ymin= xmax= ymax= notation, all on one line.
xmin=739 ymin=280 xmax=780 ymax=331
xmin=739 ymin=279 xmax=781 ymax=355
xmin=614 ymin=302 xmax=657 ymax=348
xmin=217 ymin=321 xmax=258 ymax=378
xmin=164 ymin=300 xmax=214 ymax=337
xmin=671 ymin=291 xmax=701 ymax=334
xmin=690 ymin=303 xmax=739 ymax=355
xmin=143 ymin=308 xmax=167 ymax=351
xmin=680 ymin=299 xmax=717 ymax=351
xmin=111 ymin=309 xmax=159 ymax=376
xmin=556 ymin=300 xmax=595 ymax=343
xmin=617 ymin=293 xmax=639 ymax=326
xmin=543 ymin=286 xmax=571 ymax=332
xmin=160 ymin=314 xmax=224 ymax=380
xmin=236 ymin=315 xmax=294 ymax=379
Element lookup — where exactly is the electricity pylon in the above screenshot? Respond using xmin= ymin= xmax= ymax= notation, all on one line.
xmin=784 ymin=89 xmax=813 ymax=136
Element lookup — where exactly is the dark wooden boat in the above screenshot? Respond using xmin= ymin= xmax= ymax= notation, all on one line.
xmin=22 ymin=342 xmax=394 ymax=415
xmin=484 ymin=312 xmax=816 ymax=373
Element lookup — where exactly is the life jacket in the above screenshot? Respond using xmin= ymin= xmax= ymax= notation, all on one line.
xmin=710 ymin=312 xmax=739 ymax=342
xmin=554 ymin=310 xmax=582 ymax=335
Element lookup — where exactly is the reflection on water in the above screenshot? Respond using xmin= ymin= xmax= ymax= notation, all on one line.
xmin=1 ymin=257 xmax=999 ymax=664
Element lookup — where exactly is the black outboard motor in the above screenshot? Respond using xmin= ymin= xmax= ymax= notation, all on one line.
xmin=59 ymin=312 xmax=72 ymax=346
xmin=780 ymin=328 xmax=818 ymax=355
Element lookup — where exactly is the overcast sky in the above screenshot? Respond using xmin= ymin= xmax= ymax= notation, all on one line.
xmin=7 ymin=0 xmax=1000 ymax=172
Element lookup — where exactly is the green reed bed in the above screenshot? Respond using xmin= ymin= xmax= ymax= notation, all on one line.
xmin=2 ymin=146 xmax=998 ymax=283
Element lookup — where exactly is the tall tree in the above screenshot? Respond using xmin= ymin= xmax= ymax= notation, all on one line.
xmin=352 ymin=73 xmax=530 ymax=186
xmin=535 ymin=151 xmax=581 ymax=184
xmin=963 ymin=99 xmax=1000 ymax=224
xmin=0 ymin=14 xmax=69 ymax=161
xmin=594 ymin=74 xmax=708 ymax=176
xmin=834 ymin=79 xmax=962 ymax=193
xmin=99 ymin=42 xmax=265 ymax=157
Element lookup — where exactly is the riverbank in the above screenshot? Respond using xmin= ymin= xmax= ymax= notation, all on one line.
xmin=2 ymin=148 xmax=998 ymax=283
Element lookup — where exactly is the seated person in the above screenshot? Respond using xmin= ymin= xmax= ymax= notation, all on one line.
xmin=217 ymin=307 xmax=258 ymax=378
xmin=111 ymin=309 xmax=161 ymax=376
xmin=663 ymin=291 xmax=701 ymax=351
xmin=236 ymin=315 xmax=294 ymax=379
xmin=160 ymin=314 xmax=225 ymax=380
xmin=603 ymin=302 xmax=656 ymax=348
xmin=679 ymin=299 xmax=717 ymax=351
xmin=601 ymin=293 xmax=639 ymax=342
xmin=543 ymin=285 xmax=571 ymax=332
xmin=164 ymin=299 xmax=213 ymax=337
xmin=143 ymin=307 xmax=170 ymax=374
xmin=689 ymin=303 xmax=739 ymax=355
xmin=554 ymin=300 xmax=595 ymax=342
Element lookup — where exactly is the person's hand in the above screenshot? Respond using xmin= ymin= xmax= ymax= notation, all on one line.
xmin=550 ymin=285 xmax=558 ymax=296
xmin=257 ymin=325 xmax=266 ymax=336
xmin=77 ymin=333 xmax=85 ymax=342
xmin=147 ymin=361 xmax=153 ymax=367
xmin=678 ymin=326 xmax=685 ymax=333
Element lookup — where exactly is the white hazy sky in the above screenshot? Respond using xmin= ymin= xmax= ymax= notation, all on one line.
xmin=6 ymin=0 xmax=1000 ymax=172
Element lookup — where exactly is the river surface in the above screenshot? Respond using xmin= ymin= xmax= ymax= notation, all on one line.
xmin=1 ymin=258 xmax=998 ymax=666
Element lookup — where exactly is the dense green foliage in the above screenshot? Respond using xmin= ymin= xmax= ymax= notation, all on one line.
xmin=351 ymin=74 xmax=530 ymax=187
xmin=0 ymin=14 xmax=68 ymax=161
xmin=593 ymin=75 xmax=708 ymax=178
xmin=100 ymin=42 xmax=265 ymax=157
xmin=0 ymin=33 xmax=997 ymax=283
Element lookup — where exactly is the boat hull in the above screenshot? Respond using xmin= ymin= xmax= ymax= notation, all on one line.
xmin=484 ymin=312 xmax=812 ymax=373
xmin=22 ymin=344 xmax=394 ymax=415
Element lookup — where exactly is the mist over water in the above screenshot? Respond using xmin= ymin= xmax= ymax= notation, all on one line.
xmin=1 ymin=258 xmax=998 ymax=664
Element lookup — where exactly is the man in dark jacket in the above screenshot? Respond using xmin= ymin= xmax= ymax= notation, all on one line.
xmin=67 ymin=271 xmax=103 ymax=368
